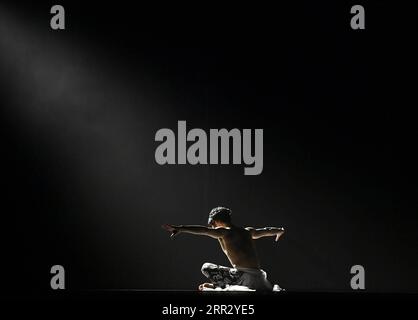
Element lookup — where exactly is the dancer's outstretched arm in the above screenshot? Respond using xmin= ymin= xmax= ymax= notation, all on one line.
xmin=162 ymin=224 xmax=228 ymax=239
xmin=246 ymin=227 xmax=285 ymax=241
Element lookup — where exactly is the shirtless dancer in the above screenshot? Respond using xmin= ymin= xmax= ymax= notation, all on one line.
xmin=162 ymin=207 xmax=285 ymax=291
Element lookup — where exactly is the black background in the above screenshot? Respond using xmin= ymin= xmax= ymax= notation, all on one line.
xmin=0 ymin=1 xmax=417 ymax=298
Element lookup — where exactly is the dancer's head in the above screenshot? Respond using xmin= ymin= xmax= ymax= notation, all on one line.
xmin=208 ymin=207 xmax=232 ymax=227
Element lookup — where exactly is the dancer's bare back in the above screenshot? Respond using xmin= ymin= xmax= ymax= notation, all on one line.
xmin=162 ymin=224 xmax=284 ymax=269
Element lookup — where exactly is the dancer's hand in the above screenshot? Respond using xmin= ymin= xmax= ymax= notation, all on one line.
xmin=162 ymin=224 xmax=180 ymax=238
xmin=275 ymin=228 xmax=285 ymax=242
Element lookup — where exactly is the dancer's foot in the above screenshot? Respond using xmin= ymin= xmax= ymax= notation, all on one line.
xmin=198 ymin=283 xmax=215 ymax=291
